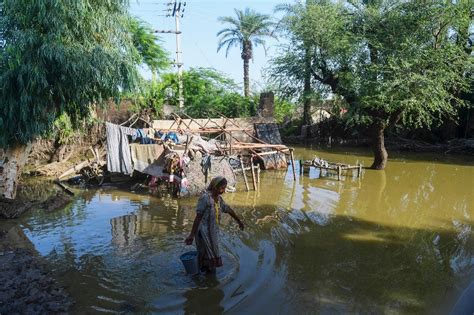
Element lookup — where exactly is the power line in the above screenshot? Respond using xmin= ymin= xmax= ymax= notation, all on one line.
xmin=155 ymin=1 xmax=186 ymax=109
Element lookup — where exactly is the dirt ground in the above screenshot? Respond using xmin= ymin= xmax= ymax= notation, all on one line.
xmin=0 ymin=224 xmax=73 ymax=314
xmin=0 ymin=183 xmax=74 ymax=314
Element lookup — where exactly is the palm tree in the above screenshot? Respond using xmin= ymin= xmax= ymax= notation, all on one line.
xmin=217 ymin=8 xmax=275 ymax=97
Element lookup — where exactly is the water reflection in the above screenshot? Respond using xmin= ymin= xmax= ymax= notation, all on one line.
xmin=8 ymin=149 xmax=474 ymax=314
xmin=111 ymin=214 xmax=139 ymax=249
xmin=183 ymin=275 xmax=224 ymax=315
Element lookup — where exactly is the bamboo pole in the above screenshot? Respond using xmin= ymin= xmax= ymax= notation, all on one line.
xmin=240 ymin=166 xmax=259 ymax=171
xmin=239 ymin=155 xmax=250 ymax=191
xmin=213 ymin=111 xmax=267 ymax=144
xmin=120 ymin=113 xmax=138 ymax=126
xmin=250 ymin=156 xmax=257 ymax=190
xmin=172 ymin=113 xmax=192 ymax=131
xmin=289 ymin=148 xmax=296 ymax=181
xmin=256 ymin=165 xmax=260 ymax=184
xmin=179 ymin=112 xmax=203 ymax=129
xmin=203 ymin=117 xmax=291 ymax=173
xmin=169 ymin=114 xmax=291 ymax=172
xmin=229 ymin=131 xmax=232 ymax=155
xmin=231 ymin=144 xmax=288 ymax=149
xmin=209 ymin=109 xmax=290 ymax=156
xmin=250 ymin=149 xmax=290 ymax=156
xmin=206 ymin=118 xmax=262 ymax=157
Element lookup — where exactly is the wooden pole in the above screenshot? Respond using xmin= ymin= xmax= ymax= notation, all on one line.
xmin=256 ymin=165 xmax=260 ymax=184
xmin=289 ymin=148 xmax=296 ymax=181
xmin=337 ymin=165 xmax=342 ymax=181
xmin=250 ymin=156 xmax=257 ymax=190
xmin=209 ymin=109 xmax=289 ymax=155
xmin=183 ymin=134 xmax=190 ymax=156
xmin=54 ymin=179 xmax=75 ymax=196
xmin=205 ymin=118 xmax=265 ymax=158
xmin=300 ymin=160 xmax=303 ymax=176
xmin=357 ymin=163 xmax=362 ymax=178
xmin=239 ymin=155 xmax=250 ymax=191
xmin=229 ymin=131 xmax=233 ymax=155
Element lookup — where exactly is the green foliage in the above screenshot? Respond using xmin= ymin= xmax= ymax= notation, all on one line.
xmin=0 ymin=0 xmax=141 ymax=147
xmin=127 ymin=79 xmax=165 ymax=116
xmin=274 ymin=97 xmax=296 ymax=124
xmin=151 ymin=67 xmax=257 ymax=118
xmin=270 ymin=0 xmax=472 ymax=130
xmin=128 ymin=17 xmax=170 ymax=75
xmin=280 ymin=117 xmax=303 ymax=137
xmin=52 ymin=113 xmax=75 ymax=145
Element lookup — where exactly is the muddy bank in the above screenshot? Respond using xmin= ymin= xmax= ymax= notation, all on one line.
xmin=282 ymin=136 xmax=474 ymax=155
xmin=0 ymin=224 xmax=73 ymax=314
xmin=0 ymin=188 xmax=73 ymax=219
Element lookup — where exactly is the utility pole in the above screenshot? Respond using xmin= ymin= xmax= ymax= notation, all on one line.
xmin=156 ymin=1 xmax=186 ymax=109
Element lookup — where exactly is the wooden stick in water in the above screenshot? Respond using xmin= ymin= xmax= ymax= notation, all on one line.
xmin=250 ymin=155 xmax=257 ymax=190
xmin=239 ymin=155 xmax=250 ymax=191
xmin=289 ymin=148 xmax=296 ymax=181
xmin=256 ymin=165 xmax=260 ymax=184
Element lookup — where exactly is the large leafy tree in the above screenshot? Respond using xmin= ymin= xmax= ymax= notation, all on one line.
xmin=270 ymin=0 xmax=472 ymax=169
xmin=129 ymin=17 xmax=170 ymax=78
xmin=45 ymin=17 xmax=170 ymax=163
xmin=0 ymin=0 xmax=152 ymax=199
xmin=217 ymin=8 xmax=275 ymax=97
xmin=0 ymin=0 xmax=141 ymax=146
xmin=272 ymin=1 xmax=315 ymax=126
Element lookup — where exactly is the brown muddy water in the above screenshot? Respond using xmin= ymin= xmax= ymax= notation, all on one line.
xmin=5 ymin=147 xmax=474 ymax=314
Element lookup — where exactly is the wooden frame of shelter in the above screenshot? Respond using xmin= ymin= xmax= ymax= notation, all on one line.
xmin=299 ymin=159 xmax=363 ymax=181
xmin=153 ymin=112 xmax=298 ymax=185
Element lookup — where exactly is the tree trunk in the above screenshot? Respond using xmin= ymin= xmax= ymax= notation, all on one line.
xmin=303 ymin=46 xmax=312 ymax=126
xmin=243 ymin=56 xmax=250 ymax=98
xmin=1 ymin=142 xmax=32 ymax=200
xmin=49 ymin=138 xmax=67 ymax=163
xmin=370 ymin=122 xmax=387 ymax=170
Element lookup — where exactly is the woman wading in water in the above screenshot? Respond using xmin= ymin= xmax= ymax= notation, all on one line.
xmin=185 ymin=176 xmax=244 ymax=273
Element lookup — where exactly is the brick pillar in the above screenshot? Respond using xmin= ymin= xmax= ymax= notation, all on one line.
xmin=257 ymin=92 xmax=274 ymax=118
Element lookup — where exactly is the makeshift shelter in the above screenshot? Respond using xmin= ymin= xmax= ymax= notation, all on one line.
xmin=85 ymin=113 xmax=295 ymax=197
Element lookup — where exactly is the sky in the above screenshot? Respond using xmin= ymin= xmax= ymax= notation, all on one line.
xmin=130 ymin=0 xmax=284 ymax=92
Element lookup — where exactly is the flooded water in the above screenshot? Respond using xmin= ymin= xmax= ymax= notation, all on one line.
xmin=7 ymin=147 xmax=474 ymax=314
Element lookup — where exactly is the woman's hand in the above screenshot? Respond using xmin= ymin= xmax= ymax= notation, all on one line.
xmin=185 ymin=235 xmax=194 ymax=245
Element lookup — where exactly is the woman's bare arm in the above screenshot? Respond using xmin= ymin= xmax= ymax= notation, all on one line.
xmin=227 ymin=208 xmax=244 ymax=230
xmin=185 ymin=213 xmax=203 ymax=244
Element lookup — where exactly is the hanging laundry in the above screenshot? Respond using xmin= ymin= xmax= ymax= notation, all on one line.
xmin=106 ymin=122 xmax=136 ymax=175
xmin=165 ymin=132 xmax=179 ymax=144
xmin=133 ymin=129 xmax=155 ymax=144
xmin=130 ymin=144 xmax=166 ymax=177
xmin=201 ymin=153 xmax=212 ymax=175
